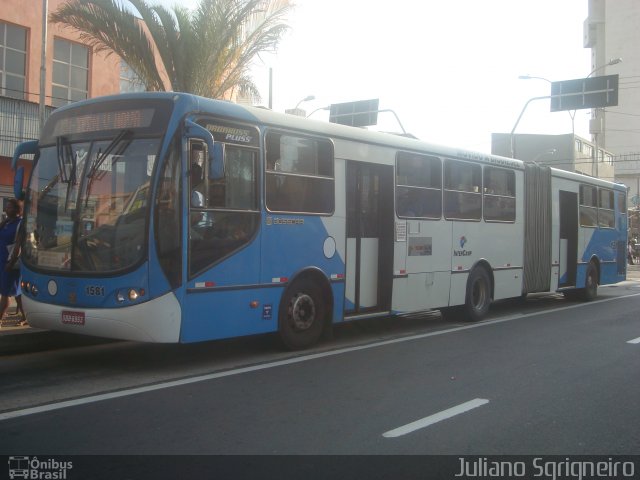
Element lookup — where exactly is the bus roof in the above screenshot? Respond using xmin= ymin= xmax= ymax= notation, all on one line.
xmin=50 ymin=91 xmax=626 ymax=190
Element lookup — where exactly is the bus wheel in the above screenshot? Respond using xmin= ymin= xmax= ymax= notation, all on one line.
xmin=278 ymin=278 xmax=326 ymax=350
xmin=463 ymin=267 xmax=492 ymax=322
xmin=579 ymin=262 xmax=598 ymax=301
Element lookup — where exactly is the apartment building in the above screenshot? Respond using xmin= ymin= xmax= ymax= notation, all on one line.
xmin=585 ymin=0 xmax=640 ymax=204
xmin=491 ymin=132 xmax=616 ymax=182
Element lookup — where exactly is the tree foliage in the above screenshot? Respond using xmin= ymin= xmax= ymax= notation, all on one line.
xmin=50 ymin=0 xmax=292 ymax=100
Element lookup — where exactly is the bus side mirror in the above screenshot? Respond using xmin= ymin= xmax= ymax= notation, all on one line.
xmin=12 ymin=139 xmax=38 ymax=169
xmin=12 ymin=139 xmax=37 ymax=200
xmin=13 ymin=167 xmax=24 ymax=200
xmin=185 ymin=120 xmax=224 ymax=180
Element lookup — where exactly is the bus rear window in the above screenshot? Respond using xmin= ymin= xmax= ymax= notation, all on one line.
xmin=579 ymin=184 xmax=598 ymax=227
xmin=598 ymin=188 xmax=615 ymax=228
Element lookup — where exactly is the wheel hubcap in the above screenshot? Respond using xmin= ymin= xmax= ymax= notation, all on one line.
xmin=290 ymin=293 xmax=316 ymax=330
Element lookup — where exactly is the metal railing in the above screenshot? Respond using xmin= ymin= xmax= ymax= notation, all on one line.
xmin=0 ymin=96 xmax=55 ymax=158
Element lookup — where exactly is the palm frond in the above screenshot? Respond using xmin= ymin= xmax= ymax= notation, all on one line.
xmin=50 ymin=0 xmax=294 ymax=99
xmin=49 ymin=0 xmax=165 ymax=91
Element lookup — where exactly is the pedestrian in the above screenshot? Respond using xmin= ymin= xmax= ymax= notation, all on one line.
xmin=0 ymin=199 xmax=25 ymax=326
xmin=629 ymin=240 xmax=635 ymax=265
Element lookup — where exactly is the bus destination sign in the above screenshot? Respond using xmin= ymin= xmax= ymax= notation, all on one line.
xmin=52 ymin=108 xmax=155 ymax=136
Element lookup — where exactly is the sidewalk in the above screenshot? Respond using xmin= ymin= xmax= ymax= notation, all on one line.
xmin=0 ymin=297 xmax=25 ymax=330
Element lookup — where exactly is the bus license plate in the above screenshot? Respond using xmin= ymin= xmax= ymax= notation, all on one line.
xmin=61 ymin=310 xmax=85 ymax=326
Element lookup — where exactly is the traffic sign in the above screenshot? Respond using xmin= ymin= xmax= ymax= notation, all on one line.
xmin=329 ymin=99 xmax=379 ymax=127
xmin=550 ymin=75 xmax=618 ymax=112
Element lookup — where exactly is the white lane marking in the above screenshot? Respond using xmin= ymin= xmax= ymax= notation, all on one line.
xmin=2 ymin=292 xmax=640 ymax=422
xmin=627 ymin=337 xmax=640 ymax=344
xmin=382 ymin=399 xmax=490 ymax=438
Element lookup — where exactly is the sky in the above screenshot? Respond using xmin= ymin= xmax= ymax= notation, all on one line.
xmin=163 ymin=0 xmax=593 ymax=153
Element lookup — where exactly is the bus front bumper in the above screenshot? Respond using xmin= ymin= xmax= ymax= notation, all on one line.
xmin=22 ymin=292 xmax=182 ymax=343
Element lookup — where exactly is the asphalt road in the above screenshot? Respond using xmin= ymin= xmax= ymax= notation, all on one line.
xmin=1 ymin=281 xmax=639 ymax=460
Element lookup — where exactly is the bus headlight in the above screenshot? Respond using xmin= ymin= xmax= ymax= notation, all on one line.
xmin=116 ymin=288 xmax=145 ymax=303
xmin=128 ymin=288 xmax=145 ymax=301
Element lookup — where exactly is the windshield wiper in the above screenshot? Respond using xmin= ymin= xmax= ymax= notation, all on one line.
xmin=56 ymin=136 xmax=74 ymax=183
xmin=84 ymin=130 xmax=132 ymax=207
xmin=87 ymin=130 xmax=132 ymax=179
xmin=56 ymin=136 xmax=79 ymax=213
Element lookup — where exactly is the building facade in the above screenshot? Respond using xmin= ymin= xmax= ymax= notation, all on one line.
xmin=585 ymin=0 xmax=640 ymax=206
xmin=491 ymin=133 xmax=616 ymax=182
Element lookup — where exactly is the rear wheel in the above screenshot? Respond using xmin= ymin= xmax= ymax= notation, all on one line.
xmin=579 ymin=262 xmax=598 ymax=301
xmin=278 ymin=278 xmax=326 ymax=350
xmin=463 ymin=267 xmax=492 ymax=322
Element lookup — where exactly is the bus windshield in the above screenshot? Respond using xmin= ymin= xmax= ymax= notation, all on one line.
xmin=23 ymin=135 xmax=162 ymax=273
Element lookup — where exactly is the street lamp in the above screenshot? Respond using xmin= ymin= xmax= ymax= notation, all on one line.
xmin=587 ymin=57 xmax=622 ymax=78
xmin=518 ymin=75 xmax=551 ymax=83
xmin=306 ymin=106 xmax=330 ymax=118
xmin=285 ymin=95 xmax=316 ymax=117
xmin=295 ymin=95 xmax=315 ymax=109
xmin=509 ymin=95 xmax=550 ymax=158
xmin=518 ymin=74 xmax=577 ymax=134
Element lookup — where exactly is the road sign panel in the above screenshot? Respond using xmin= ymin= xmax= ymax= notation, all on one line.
xmin=550 ymin=74 xmax=618 ymax=112
xmin=329 ymin=99 xmax=379 ymax=127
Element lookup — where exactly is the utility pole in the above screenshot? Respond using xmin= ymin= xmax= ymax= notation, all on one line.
xmin=39 ymin=0 xmax=48 ymax=130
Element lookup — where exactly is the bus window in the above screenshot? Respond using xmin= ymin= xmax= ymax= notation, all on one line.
xmin=189 ymin=145 xmax=259 ymax=276
xmin=598 ymin=188 xmax=615 ymax=228
xmin=579 ymin=185 xmax=598 ymax=227
xmin=265 ymin=131 xmax=334 ymax=214
xmin=483 ymin=166 xmax=515 ymax=222
xmin=617 ymin=192 xmax=627 ymax=214
xmin=395 ymin=152 xmax=441 ymax=219
xmin=154 ymin=139 xmax=182 ymax=288
xmin=444 ymin=159 xmax=482 ymax=220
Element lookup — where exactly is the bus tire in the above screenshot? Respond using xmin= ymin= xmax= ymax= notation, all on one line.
xmin=579 ymin=262 xmax=598 ymax=301
xmin=278 ymin=278 xmax=326 ymax=350
xmin=463 ymin=267 xmax=492 ymax=322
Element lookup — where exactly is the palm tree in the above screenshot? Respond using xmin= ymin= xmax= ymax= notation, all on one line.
xmin=50 ymin=0 xmax=292 ymax=101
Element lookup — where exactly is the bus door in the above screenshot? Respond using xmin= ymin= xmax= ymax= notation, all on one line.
xmin=345 ymin=162 xmax=394 ymax=314
xmin=559 ymin=190 xmax=578 ymax=287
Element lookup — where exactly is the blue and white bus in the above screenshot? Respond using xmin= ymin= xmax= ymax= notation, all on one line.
xmin=12 ymin=92 xmax=628 ymax=349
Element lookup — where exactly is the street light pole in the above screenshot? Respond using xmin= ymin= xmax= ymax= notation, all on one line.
xmin=519 ymin=75 xmax=577 ymax=135
xmin=295 ymin=95 xmax=315 ymax=110
xmin=39 ymin=0 xmax=48 ymax=130
xmin=510 ymin=95 xmax=550 ymax=158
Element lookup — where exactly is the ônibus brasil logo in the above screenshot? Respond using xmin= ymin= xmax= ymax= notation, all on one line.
xmin=8 ymin=456 xmax=73 ymax=479
xmin=454 ymin=236 xmax=472 ymax=256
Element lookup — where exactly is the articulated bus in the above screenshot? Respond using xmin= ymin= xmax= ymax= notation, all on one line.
xmin=12 ymin=92 xmax=627 ymax=349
